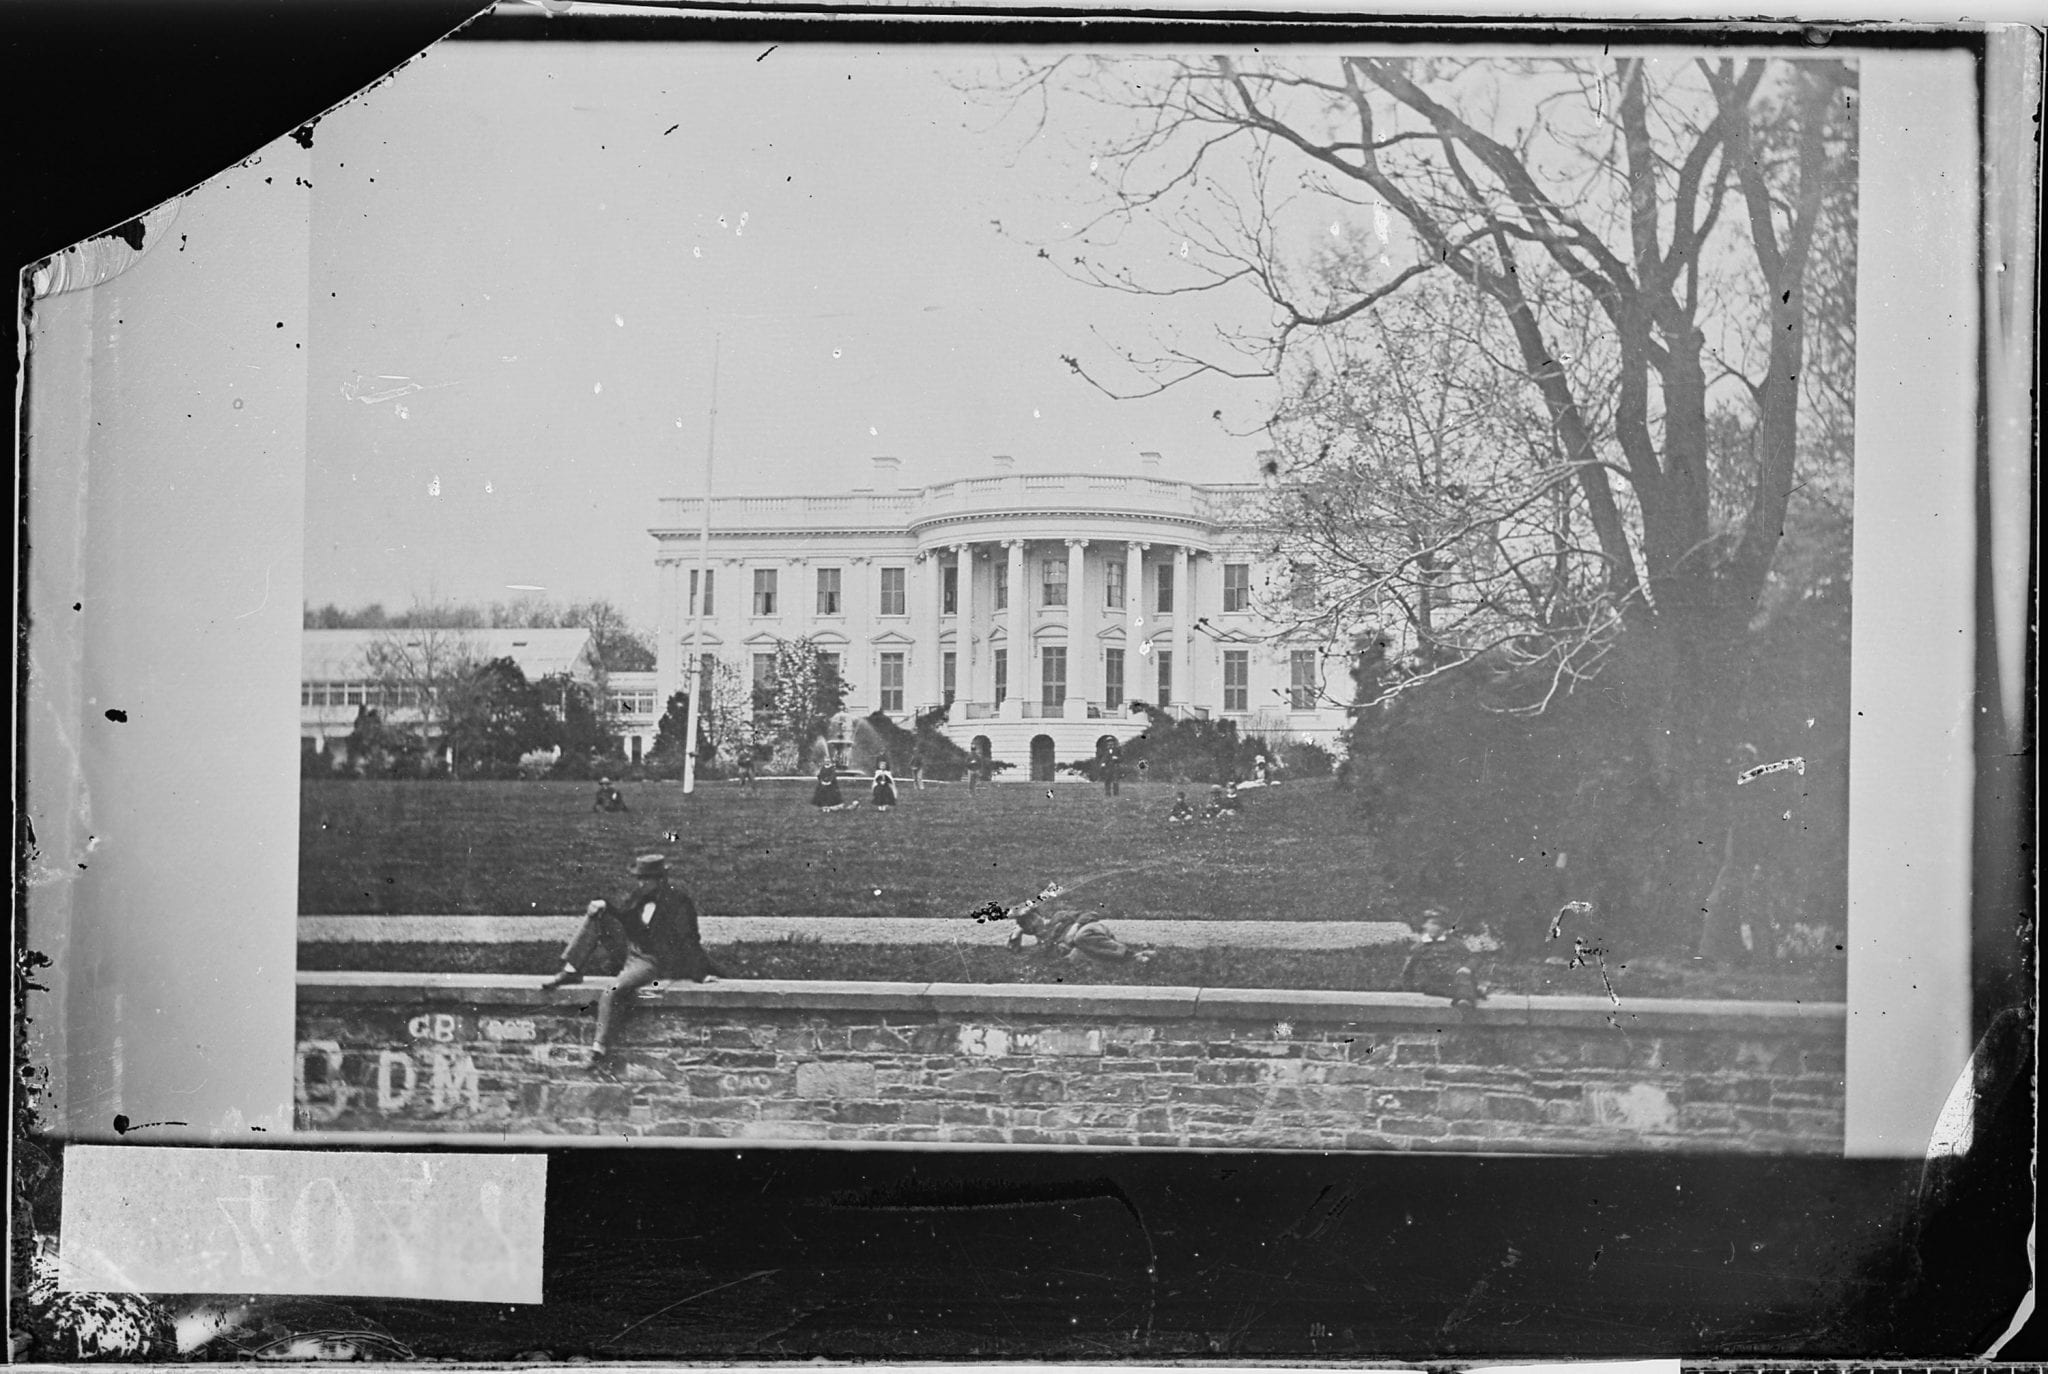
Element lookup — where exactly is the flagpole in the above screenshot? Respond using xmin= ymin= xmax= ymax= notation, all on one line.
xmin=681 ymin=335 xmax=719 ymax=796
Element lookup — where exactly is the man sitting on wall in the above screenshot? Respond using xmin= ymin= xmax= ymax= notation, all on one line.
xmin=541 ymin=852 xmax=724 ymax=1060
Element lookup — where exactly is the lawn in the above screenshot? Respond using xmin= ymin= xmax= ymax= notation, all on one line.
xmin=299 ymin=777 xmax=1382 ymax=923
xmin=299 ymin=778 xmax=1847 ymax=1000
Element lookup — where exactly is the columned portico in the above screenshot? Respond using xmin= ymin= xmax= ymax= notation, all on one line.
xmin=1002 ymin=539 xmax=1027 ymax=721
xmin=1173 ymin=544 xmax=1192 ymax=709
xmin=1126 ymin=540 xmax=1148 ymax=707
xmin=953 ymin=543 xmax=975 ymax=709
xmin=1064 ymin=538 xmax=1090 ymax=719
xmin=918 ymin=550 xmax=943 ymax=711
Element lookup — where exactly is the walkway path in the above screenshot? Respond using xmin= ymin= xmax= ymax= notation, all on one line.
xmin=299 ymin=914 xmax=1419 ymax=950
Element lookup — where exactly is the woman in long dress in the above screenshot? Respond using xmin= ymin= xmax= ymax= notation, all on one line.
xmin=810 ymin=761 xmax=846 ymax=811
xmin=871 ymin=757 xmax=899 ymax=812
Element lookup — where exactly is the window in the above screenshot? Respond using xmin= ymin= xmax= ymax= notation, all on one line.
xmin=301 ymin=684 xmax=315 ymax=707
xmin=1156 ymin=651 xmax=1173 ymax=707
xmin=1290 ymin=650 xmax=1318 ymax=710
xmin=343 ymin=682 xmax=365 ymax=706
xmin=1104 ymin=560 xmax=1125 ymax=610
xmin=1041 ymin=645 xmax=1066 ymax=707
xmin=1290 ymin=563 xmax=1318 ymax=610
xmin=993 ymin=649 xmax=1008 ymax=705
xmin=879 ymin=566 xmax=906 ymax=616
xmin=816 ymin=567 xmax=842 ymax=615
xmin=608 ymin=689 xmax=659 ymax=716
xmin=1103 ymin=648 xmax=1124 ymax=711
xmin=752 ymin=568 xmax=778 ymax=616
xmin=1156 ymin=564 xmax=1174 ymax=614
xmin=993 ymin=561 xmax=1008 ymax=612
xmin=942 ymin=651 xmax=957 ymax=700
xmin=1041 ymin=559 xmax=1067 ymax=608
xmin=942 ymin=565 xmax=958 ymax=615
xmin=688 ymin=568 xmax=715 ymax=617
xmin=751 ymin=653 xmax=775 ymax=693
xmin=699 ymin=652 xmax=716 ymax=697
xmin=878 ymin=653 xmax=903 ymax=711
xmin=818 ymin=652 xmax=842 ymax=691
xmin=1223 ymin=650 xmax=1250 ymax=712
xmin=1223 ymin=563 xmax=1251 ymax=612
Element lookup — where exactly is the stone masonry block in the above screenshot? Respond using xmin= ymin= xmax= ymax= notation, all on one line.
xmin=1587 ymin=1083 xmax=1679 ymax=1133
xmin=1066 ymin=1076 xmax=1147 ymax=1104
xmin=1438 ymin=1086 xmax=1488 ymax=1120
xmin=935 ymin=1069 xmax=1006 ymax=1096
xmin=796 ymin=1060 xmax=877 ymax=1099
xmin=1003 ymin=1072 xmax=1067 ymax=1105
xmin=551 ymin=1083 xmax=632 ymax=1118
xmin=849 ymin=1026 xmax=913 ymax=1053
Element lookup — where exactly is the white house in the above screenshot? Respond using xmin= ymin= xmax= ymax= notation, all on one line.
xmin=649 ymin=453 xmax=1353 ymax=772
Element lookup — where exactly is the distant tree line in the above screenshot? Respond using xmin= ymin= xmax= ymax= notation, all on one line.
xmin=304 ymin=598 xmax=654 ymax=671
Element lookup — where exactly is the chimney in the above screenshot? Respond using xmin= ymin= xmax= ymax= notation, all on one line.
xmin=870 ymin=455 xmax=902 ymax=490
xmin=1139 ymin=450 xmax=1162 ymax=475
xmin=992 ymin=454 xmax=1015 ymax=472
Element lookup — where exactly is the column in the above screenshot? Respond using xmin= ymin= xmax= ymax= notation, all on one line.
xmin=919 ymin=551 xmax=943 ymax=712
xmin=847 ymin=555 xmax=871 ymax=713
xmin=1126 ymin=541 xmax=1147 ymax=718
xmin=1003 ymin=538 xmax=1027 ymax=720
xmin=1173 ymin=544 xmax=1191 ymax=714
xmin=954 ymin=543 xmax=976 ymax=709
xmin=655 ymin=559 xmax=678 ymax=711
xmin=1065 ymin=538 xmax=1090 ymax=719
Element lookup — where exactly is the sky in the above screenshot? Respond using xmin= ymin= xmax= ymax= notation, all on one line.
xmin=304 ymin=40 xmax=1288 ymax=629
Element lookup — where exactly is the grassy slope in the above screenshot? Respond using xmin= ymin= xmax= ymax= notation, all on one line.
xmin=300 ymin=777 xmax=1378 ymax=922
xmin=299 ymin=779 xmax=1845 ymax=999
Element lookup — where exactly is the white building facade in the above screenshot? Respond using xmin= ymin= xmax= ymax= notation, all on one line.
xmin=651 ymin=455 xmax=1353 ymax=770
xmin=300 ymin=627 xmax=662 ymax=764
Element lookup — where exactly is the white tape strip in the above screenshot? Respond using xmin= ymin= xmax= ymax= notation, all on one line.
xmin=59 ymin=1146 xmax=544 ymax=1304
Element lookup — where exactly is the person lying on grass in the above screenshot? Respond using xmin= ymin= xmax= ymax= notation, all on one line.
xmin=1399 ymin=910 xmax=1488 ymax=1008
xmin=1006 ymin=892 xmax=1157 ymax=967
xmin=541 ymin=851 xmax=725 ymax=1062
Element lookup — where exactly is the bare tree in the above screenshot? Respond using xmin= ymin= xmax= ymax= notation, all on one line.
xmin=994 ymin=52 xmax=1858 ymax=953
xmin=1258 ymin=270 xmax=1626 ymax=713
xmin=359 ymin=625 xmax=482 ymax=771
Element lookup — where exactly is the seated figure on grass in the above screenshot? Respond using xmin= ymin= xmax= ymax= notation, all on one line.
xmin=593 ymin=777 xmax=629 ymax=812
xmin=810 ymin=761 xmax=859 ymax=812
xmin=541 ymin=852 xmax=725 ymax=1060
xmin=1006 ymin=885 xmax=1156 ymax=967
xmin=1166 ymin=790 xmax=1195 ymax=823
xmin=1399 ymin=910 xmax=1488 ymax=1008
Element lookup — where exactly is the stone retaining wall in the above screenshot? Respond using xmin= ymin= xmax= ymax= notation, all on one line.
xmin=296 ymin=975 xmax=1846 ymax=1152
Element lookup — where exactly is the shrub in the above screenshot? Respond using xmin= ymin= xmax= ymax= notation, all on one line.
xmin=861 ymin=707 xmax=978 ymax=781
xmin=1277 ymin=740 xmax=1334 ymax=778
xmin=1116 ymin=705 xmax=1269 ymax=785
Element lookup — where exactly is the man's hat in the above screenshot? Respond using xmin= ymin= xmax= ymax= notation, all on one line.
xmin=630 ymin=853 xmax=668 ymax=878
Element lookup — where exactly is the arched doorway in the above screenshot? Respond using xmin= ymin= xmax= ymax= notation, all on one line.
xmin=1029 ymin=734 xmax=1056 ymax=782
